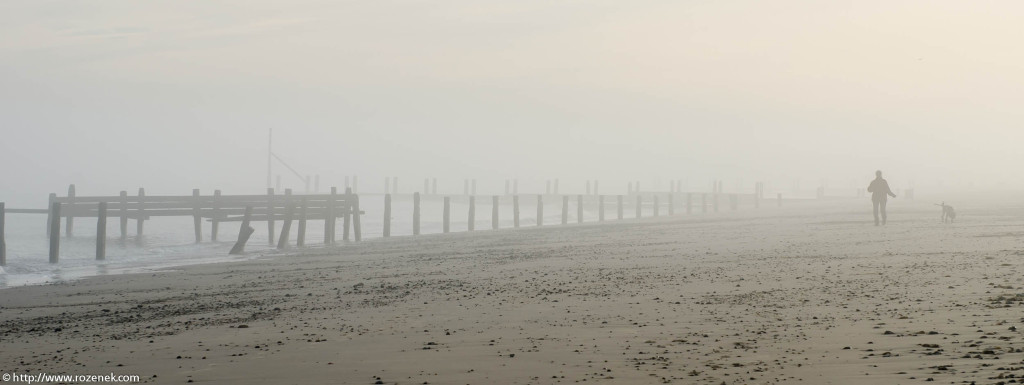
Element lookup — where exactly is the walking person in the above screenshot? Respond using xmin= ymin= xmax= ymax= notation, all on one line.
xmin=867 ymin=170 xmax=897 ymax=226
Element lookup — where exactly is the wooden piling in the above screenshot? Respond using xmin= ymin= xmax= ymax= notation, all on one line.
xmin=137 ymin=188 xmax=146 ymax=243
xmin=342 ymin=187 xmax=351 ymax=242
xmin=383 ymin=193 xmax=392 ymax=237
xmin=352 ymin=194 xmax=362 ymax=241
xmin=617 ymin=195 xmax=623 ymax=220
xmin=119 ymin=191 xmax=128 ymax=241
xmin=211 ymin=189 xmax=221 ymax=242
xmin=66 ymin=184 xmax=75 ymax=237
xmin=229 ymin=206 xmax=254 ymax=255
xmin=492 ymin=196 xmax=499 ymax=230
xmin=513 ymin=195 xmax=520 ymax=228
xmin=413 ymin=192 xmax=421 ymax=235
xmin=537 ymin=195 xmax=544 ymax=226
xmin=599 ymin=195 xmax=605 ymax=221
xmin=325 ymin=187 xmax=335 ymax=244
xmin=443 ymin=197 xmax=451 ymax=233
xmin=277 ymin=199 xmax=293 ymax=249
xmin=297 ymin=198 xmax=307 ymax=247
xmin=96 ymin=202 xmax=106 ymax=260
xmin=468 ymin=196 xmax=476 ymax=231
xmin=577 ymin=195 xmax=583 ymax=224
xmin=0 ymin=202 xmax=5 ymax=266
xmin=46 ymin=193 xmax=56 ymax=238
xmin=192 ymin=189 xmax=202 ymax=243
xmin=561 ymin=196 xmax=569 ymax=225
xmin=267 ymin=188 xmax=275 ymax=245
xmin=49 ymin=202 xmax=60 ymax=263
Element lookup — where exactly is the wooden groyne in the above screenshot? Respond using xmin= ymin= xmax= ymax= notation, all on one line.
xmin=0 ymin=178 xmax=854 ymax=267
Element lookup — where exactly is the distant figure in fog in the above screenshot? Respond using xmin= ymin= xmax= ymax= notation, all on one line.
xmin=867 ymin=170 xmax=897 ymax=226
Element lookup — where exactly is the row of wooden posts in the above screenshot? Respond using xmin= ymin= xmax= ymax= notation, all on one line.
xmin=378 ymin=188 xmax=781 ymax=238
xmin=0 ymin=181 xmax=783 ymax=266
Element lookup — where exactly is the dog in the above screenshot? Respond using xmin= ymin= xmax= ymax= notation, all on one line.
xmin=935 ymin=202 xmax=956 ymax=223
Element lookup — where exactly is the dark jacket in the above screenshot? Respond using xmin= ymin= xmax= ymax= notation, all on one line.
xmin=867 ymin=178 xmax=895 ymax=201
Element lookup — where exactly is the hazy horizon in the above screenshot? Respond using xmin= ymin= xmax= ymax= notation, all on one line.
xmin=3 ymin=0 xmax=1022 ymax=206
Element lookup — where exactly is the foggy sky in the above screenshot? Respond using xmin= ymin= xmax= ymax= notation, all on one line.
xmin=2 ymin=0 xmax=1022 ymax=206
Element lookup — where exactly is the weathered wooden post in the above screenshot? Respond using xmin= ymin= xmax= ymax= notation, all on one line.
xmin=210 ymin=189 xmax=219 ymax=242
xmin=383 ymin=193 xmax=392 ymax=237
xmin=66 ymin=184 xmax=75 ymax=237
xmin=297 ymin=198 xmax=307 ymax=247
xmin=537 ymin=195 xmax=544 ymax=226
xmin=352 ymin=194 xmax=362 ymax=241
xmin=267 ymin=188 xmax=275 ymax=245
xmin=119 ymin=190 xmax=128 ymax=241
xmin=468 ymin=196 xmax=476 ymax=231
xmin=653 ymin=195 xmax=660 ymax=217
xmin=137 ymin=188 xmax=146 ymax=243
xmin=0 ymin=202 xmax=5 ymax=266
xmin=192 ymin=189 xmax=202 ymax=243
xmin=326 ymin=187 xmax=336 ymax=244
xmin=46 ymin=193 xmax=56 ymax=238
xmin=413 ymin=192 xmax=421 ymax=235
xmin=702 ymin=194 xmax=707 ymax=213
xmin=686 ymin=193 xmax=692 ymax=214
xmin=229 ymin=206 xmax=254 ymax=255
xmin=443 ymin=197 xmax=451 ymax=233
xmin=277 ymin=198 xmax=294 ymax=249
xmin=96 ymin=202 xmax=106 ymax=260
xmin=635 ymin=195 xmax=642 ymax=218
xmin=617 ymin=195 xmax=623 ymax=220
xmin=577 ymin=195 xmax=583 ymax=224
xmin=598 ymin=195 xmax=605 ymax=221
xmin=492 ymin=196 xmax=499 ymax=230
xmin=342 ymin=187 xmax=352 ymax=242
xmin=49 ymin=202 xmax=60 ymax=264
xmin=561 ymin=195 xmax=569 ymax=225
xmin=778 ymin=193 xmax=783 ymax=207
xmin=513 ymin=195 xmax=520 ymax=228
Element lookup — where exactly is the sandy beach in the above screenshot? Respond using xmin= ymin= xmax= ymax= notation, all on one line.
xmin=2 ymin=197 xmax=1023 ymax=384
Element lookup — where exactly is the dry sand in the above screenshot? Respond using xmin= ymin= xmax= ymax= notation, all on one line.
xmin=2 ymin=197 xmax=1024 ymax=384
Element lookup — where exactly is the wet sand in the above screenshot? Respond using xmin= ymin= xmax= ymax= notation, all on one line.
xmin=2 ymin=198 xmax=1023 ymax=384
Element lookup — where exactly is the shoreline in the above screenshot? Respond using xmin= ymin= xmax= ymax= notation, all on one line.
xmin=2 ymin=200 xmax=1023 ymax=384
